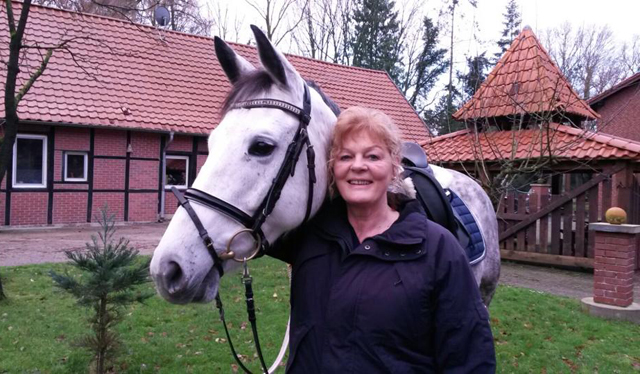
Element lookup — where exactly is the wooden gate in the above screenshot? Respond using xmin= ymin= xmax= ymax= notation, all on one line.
xmin=497 ymin=164 xmax=639 ymax=268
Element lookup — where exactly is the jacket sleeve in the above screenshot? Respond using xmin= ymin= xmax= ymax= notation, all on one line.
xmin=265 ymin=227 xmax=305 ymax=264
xmin=432 ymin=231 xmax=496 ymax=373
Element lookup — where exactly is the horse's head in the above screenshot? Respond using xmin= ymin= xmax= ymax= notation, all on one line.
xmin=150 ymin=26 xmax=338 ymax=304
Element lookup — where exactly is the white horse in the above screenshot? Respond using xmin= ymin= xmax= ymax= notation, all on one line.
xmin=150 ymin=26 xmax=500 ymax=306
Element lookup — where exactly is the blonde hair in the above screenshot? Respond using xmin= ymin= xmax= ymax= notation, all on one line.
xmin=328 ymin=106 xmax=403 ymax=198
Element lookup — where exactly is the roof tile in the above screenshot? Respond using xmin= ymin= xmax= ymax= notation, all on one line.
xmin=453 ymin=27 xmax=599 ymax=121
xmin=422 ymin=123 xmax=640 ymax=163
xmin=1 ymin=2 xmax=429 ymax=142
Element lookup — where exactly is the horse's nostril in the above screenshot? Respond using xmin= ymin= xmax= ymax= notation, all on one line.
xmin=164 ymin=261 xmax=185 ymax=295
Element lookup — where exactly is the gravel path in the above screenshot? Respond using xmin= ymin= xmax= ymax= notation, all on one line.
xmin=1 ymin=222 xmax=639 ymax=300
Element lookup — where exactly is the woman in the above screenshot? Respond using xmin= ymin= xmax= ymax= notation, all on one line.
xmin=269 ymin=107 xmax=496 ymax=373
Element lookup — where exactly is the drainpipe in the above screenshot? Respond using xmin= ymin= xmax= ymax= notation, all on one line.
xmin=159 ymin=131 xmax=174 ymax=221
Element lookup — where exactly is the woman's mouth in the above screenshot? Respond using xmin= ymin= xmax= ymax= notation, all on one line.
xmin=348 ymin=180 xmax=372 ymax=185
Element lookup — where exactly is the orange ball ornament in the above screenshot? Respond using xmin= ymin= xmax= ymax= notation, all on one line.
xmin=605 ymin=207 xmax=627 ymax=225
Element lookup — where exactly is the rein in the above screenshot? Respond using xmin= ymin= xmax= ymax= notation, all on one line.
xmin=172 ymin=83 xmax=315 ymax=373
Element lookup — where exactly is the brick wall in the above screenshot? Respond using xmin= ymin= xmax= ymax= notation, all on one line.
xmin=130 ymin=160 xmax=159 ymax=190
xmin=129 ymin=193 xmax=158 ymax=222
xmin=92 ymin=192 xmax=125 ymax=222
xmin=595 ymin=83 xmax=640 ymax=142
xmin=593 ymin=230 xmax=636 ymax=307
xmin=53 ymin=127 xmax=91 ymax=182
xmin=4 ymin=128 xmax=204 ymax=226
xmin=53 ymin=192 xmax=89 ymax=223
xmin=94 ymin=129 xmax=127 ymax=156
xmin=10 ymin=192 xmax=48 ymax=225
xmin=164 ymin=190 xmax=180 ymax=215
xmin=131 ymin=132 xmax=160 ymax=159
xmin=93 ymin=159 xmax=126 ymax=190
xmin=0 ymin=192 xmax=5 ymax=225
xmin=166 ymin=135 xmax=193 ymax=152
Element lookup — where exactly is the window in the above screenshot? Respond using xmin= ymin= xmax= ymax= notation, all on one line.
xmin=165 ymin=155 xmax=189 ymax=189
xmin=12 ymin=134 xmax=47 ymax=188
xmin=64 ymin=151 xmax=88 ymax=182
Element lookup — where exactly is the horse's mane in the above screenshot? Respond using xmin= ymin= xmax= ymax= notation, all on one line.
xmin=221 ymin=70 xmax=341 ymax=117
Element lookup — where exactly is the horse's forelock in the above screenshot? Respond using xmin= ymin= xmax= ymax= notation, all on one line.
xmin=221 ymin=71 xmax=276 ymax=115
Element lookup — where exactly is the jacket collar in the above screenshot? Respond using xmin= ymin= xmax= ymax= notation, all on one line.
xmin=312 ymin=197 xmax=429 ymax=248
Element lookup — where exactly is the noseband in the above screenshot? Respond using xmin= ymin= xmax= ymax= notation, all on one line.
xmin=171 ymin=84 xmax=316 ymax=373
xmin=172 ymin=84 xmax=316 ymax=276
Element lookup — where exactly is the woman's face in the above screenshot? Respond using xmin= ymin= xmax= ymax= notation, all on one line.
xmin=334 ymin=131 xmax=395 ymax=209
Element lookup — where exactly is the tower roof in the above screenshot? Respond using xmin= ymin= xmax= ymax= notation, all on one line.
xmin=453 ymin=27 xmax=599 ymax=122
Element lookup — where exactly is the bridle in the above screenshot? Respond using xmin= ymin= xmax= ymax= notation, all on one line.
xmin=171 ymin=83 xmax=316 ymax=373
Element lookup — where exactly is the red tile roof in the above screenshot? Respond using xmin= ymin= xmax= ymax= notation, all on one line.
xmin=588 ymin=72 xmax=640 ymax=105
xmin=453 ymin=27 xmax=599 ymax=122
xmin=421 ymin=123 xmax=640 ymax=164
xmin=0 ymin=2 xmax=429 ymax=142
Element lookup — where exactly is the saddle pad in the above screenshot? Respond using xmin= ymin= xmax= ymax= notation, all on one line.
xmin=447 ymin=190 xmax=486 ymax=265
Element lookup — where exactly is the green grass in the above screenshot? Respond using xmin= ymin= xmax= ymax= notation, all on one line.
xmin=1 ymin=259 xmax=640 ymax=373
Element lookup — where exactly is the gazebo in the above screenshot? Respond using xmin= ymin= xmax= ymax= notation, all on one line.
xmin=423 ymin=27 xmax=640 ymax=268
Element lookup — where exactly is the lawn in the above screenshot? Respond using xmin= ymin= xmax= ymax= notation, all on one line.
xmin=1 ymin=258 xmax=639 ymax=373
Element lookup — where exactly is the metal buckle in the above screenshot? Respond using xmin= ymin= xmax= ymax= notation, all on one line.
xmin=220 ymin=228 xmax=262 ymax=262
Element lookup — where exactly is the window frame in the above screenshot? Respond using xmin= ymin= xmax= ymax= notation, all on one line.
xmin=164 ymin=154 xmax=189 ymax=189
xmin=12 ymin=133 xmax=48 ymax=189
xmin=63 ymin=151 xmax=88 ymax=182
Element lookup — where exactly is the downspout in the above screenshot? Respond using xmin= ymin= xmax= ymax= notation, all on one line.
xmin=159 ymin=131 xmax=175 ymax=221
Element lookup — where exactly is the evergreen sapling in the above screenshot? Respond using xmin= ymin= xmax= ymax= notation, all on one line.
xmin=50 ymin=207 xmax=153 ymax=374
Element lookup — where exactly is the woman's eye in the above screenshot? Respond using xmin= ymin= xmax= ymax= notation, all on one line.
xmin=249 ymin=141 xmax=275 ymax=156
xmin=367 ymin=154 xmax=380 ymax=161
xmin=339 ymin=155 xmax=351 ymax=161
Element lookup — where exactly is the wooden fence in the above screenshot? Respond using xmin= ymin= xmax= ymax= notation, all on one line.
xmin=497 ymin=165 xmax=640 ymax=269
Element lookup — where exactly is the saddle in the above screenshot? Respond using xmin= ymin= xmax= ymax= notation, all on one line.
xmin=401 ymin=142 xmax=485 ymax=265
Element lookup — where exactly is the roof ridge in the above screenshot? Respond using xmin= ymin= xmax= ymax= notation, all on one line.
xmin=22 ymin=0 xmax=218 ymax=43
xmin=227 ymin=41 xmax=392 ymax=76
xmin=422 ymin=128 xmax=471 ymax=145
xmin=589 ymin=71 xmax=640 ymax=105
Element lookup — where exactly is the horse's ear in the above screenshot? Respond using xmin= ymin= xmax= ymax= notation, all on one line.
xmin=250 ymin=25 xmax=302 ymax=88
xmin=214 ymin=36 xmax=255 ymax=84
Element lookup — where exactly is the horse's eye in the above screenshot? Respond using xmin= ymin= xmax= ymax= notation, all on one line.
xmin=249 ymin=141 xmax=275 ymax=156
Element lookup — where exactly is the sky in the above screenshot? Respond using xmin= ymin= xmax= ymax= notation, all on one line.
xmin=205 ymin=0 xmax=640 ymax=50
xmin=202 ymin=0 xmax=640 ymax=94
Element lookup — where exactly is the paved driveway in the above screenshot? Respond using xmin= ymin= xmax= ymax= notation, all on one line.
xmin=1 ymin=222 xmax=639 ymax=300
xmin=0 ymin=222 xmax=169 ymax=266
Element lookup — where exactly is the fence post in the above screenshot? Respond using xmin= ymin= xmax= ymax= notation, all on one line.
xmin=582 ymin=222 xmax=640 ymax=324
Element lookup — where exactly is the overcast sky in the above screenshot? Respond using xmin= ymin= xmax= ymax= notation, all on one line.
xmin=206 ymin=0 xmax=639 ymax=48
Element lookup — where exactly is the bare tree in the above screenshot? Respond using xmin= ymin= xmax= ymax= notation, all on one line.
xmin=542 ymin=23 xmax=624 ymax=99
xmin=289 ymin=0 xmax=353 ymax=63
xmin=245 ymin=0 xmax=307 ymax=46
xmin=211 ymin=1 xmax=245 ymax=43
xmin=620 ymin=35 xmax=640 ymax=77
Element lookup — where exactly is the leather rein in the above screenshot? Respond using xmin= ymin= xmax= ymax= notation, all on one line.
xmin=171 ymin=84 xmax=315 ymax=373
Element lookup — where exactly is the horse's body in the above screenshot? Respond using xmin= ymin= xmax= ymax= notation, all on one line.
xmin=150 ymin=26 xmax=500 ymax=307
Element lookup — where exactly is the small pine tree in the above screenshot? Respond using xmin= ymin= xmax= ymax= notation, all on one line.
xmin=50 ymin=207 xmax=152 ymax=374
xmin=494 ymin=0 xmax=522 ymax=62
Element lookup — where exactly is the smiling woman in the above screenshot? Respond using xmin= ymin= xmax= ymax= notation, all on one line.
xmin=268 ymin=106 xmax=496 ymax=372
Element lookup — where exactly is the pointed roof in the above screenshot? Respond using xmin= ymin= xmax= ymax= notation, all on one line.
xmin=453 ymin=27 xmax=599 ymax=122
xmin=421 ymin=123 xmax=640 ymax=164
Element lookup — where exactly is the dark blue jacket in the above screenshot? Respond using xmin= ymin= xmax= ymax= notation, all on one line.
xmin=268 ymin=198 xmax=496 ymax=373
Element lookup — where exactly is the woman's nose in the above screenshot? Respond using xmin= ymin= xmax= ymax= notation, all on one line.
xmin=350 ymin=155 xmax=367 ymax=170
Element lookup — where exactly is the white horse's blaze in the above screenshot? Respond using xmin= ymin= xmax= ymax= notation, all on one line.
xmin=150 ymin=27 xmax=500 ymax=306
